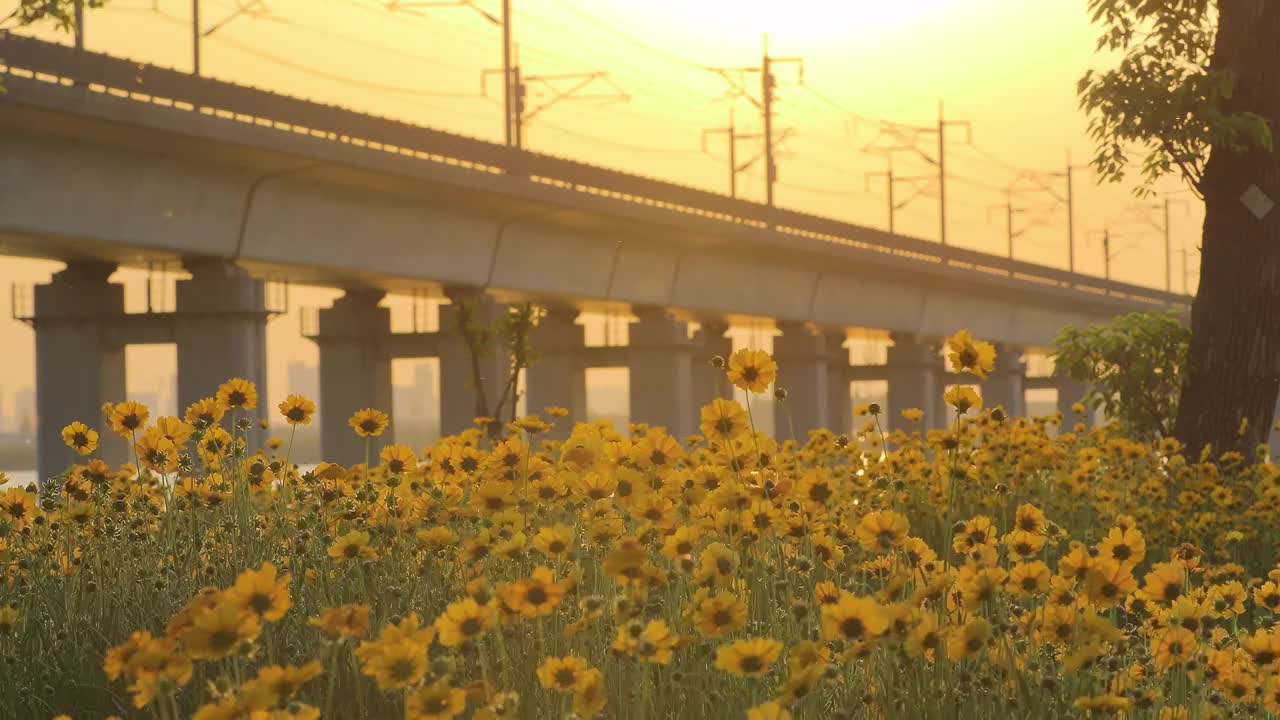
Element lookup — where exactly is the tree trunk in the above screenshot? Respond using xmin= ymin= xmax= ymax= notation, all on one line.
xmin=1175 ymin=0 xmax=1280 ymax=459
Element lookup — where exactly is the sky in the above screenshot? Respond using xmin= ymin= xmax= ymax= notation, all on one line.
xmin=0 ymin=0 xmax=1204 ymax=428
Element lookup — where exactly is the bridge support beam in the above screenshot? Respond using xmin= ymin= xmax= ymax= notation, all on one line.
xmin=526 ymin=304 xmax=586 ymax=439
xmin=1055 ymin=376 xmax=1088 ymax=425
xmin=827 ymin=332 xmax=852 ymax=435
xmin=437 ymin=288 xmax=509 ymax=437
xmin=691 ymin=319 xmax=732 ymax=412
xmin=774 ymin=322 xmax=843 ymax=442
xmin=886 ymin=333 xmax=943 ymax=430
xmin=628 ymin=307 xmax=694 ymax=437
xmin=981 ymin=343 xmax=1026 ymax=418
xmin=174 ymin=260 xmax=269 ymax=423
xmin=312 ymin=289 xmax=392 ymax=465
xmin=32 ymin=261 xmax=128 ymax=481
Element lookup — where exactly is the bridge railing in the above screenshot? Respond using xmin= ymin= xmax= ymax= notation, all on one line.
xmin=0 ymin=33 xmax=1188 ymax=310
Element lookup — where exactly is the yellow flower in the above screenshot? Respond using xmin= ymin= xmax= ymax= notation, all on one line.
xmin=699 ymin=398 xmax=750 ymax=444
xmin=693 ymin=591 xmax=748 ymax=637
xmin=946 ymin=329 xmax=996 ymax=378
xmin=310 ymin=604 xmax=372 ymax=639
xmin=572 ymin=668 xmax=606 ymax=718
xmin=946 ymin=618 xmax=992 ymax=660
xmin=216 ymin=378 xmax=259 ymax=411
xmin=1151 ymin=626 xmax=1196 ymax=671
xmin=224 ymin=562 xmax=292 ymax=622
xmin=358 ymin=638 xmax=427 ymax=690
xmin=0 ymin=484 xmax=40 ymax=530
xmin=511 ymin=415 xmax=552 ymax=434
xmin=348 ymin=408 xmax=390 ymax=438
xmin=109 ymin=400 xmax=150 ymax=438
xmin=532 ymin=525 xmax=575 ymax=559
xmin=0 ymin=605 xmax=17 ymax=635
xmin=820 ymin=594 xmax=888 ymax=643
xmin=1143 ymin=561 xmax=1186 ymax=604
xmin=244 ymin=661 xmax=323 ymax=704
xmin=714 ymin=637 xmax=783 ymax=677
xmin=178 ymin=596 xmax=261 ymax=660
xmin=61 ymin=421 xmax=99 ymax=455
xmin=277 ymin=394 xmax=316 ymax=426
xmin=328 ymin=530 xmax=378 ymax=562
xmin=379 ymin=444 xmax=417 ymax=475
xmin=502 ymin=566 xmax=565 ymax=617
xmin=537 ymin=655 xmax=593 ymax=690
xmin=406 ymin=682 xmax=468 ymax=720
xmin=184 ymin=397 xmax=228 ymax=426
xmin=434 ymin=597 xmax=497 ymax=647
xmin=747 ymin=701 xmax=792 ymax=720
xmin=855 ymin=510 xmax=909 ymax=552
xmin=944 ymin=386 xmax=983 ymax=415
xmin=727 ymin=348 xmax=778 ymax=393
xmin=901 ymin=408 xmax=925 ymax=423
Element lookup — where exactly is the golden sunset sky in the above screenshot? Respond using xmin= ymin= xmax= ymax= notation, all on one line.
xmin=0 ymin=0 xmax=1203 ymax=427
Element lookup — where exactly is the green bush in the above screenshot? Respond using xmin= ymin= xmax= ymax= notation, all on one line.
xmin=1051 ymin=311 xmax=1189 ymax=439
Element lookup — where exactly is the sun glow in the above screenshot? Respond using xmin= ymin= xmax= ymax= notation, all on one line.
xmin=664 ymin=0 xmax=955 ymax=45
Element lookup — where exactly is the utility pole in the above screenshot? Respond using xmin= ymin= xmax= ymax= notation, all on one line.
xmin=74 ymin=0 xmax=84 ymax=49
xmin=762 ymin=36 xmax=775 ymax=207
xmin=864 ymin=160 xmax=932 ymax=235
xmin=193 ymin=0 xmax=201 ymax=75
xmin=1064 ymin=155 xmax=1080 ymax=274
xmin=703 ymin=110 xmax=761 ymax=199
xmin=760 ymin=34 xmax=801 ymax=207
xmin=987 ymin=188 xmax=1026 ymax=260
xmin=864 ymin=161 xmax=896 ymax=233
xmin=1103 ymin=229 xmax=1111 ymax=281
xmin=708 ymin=35 xmax=801 ymax=209
xmin=917 ymin=101 xmax=971 ymax=246
xmin=501 ymin=0 xmax=513 ymax=147
xmin=1141 ymin=196 xmax=1188 ymax=292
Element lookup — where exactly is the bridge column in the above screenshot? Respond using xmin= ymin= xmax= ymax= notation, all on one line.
xmin=773 ymin=322 xmax=837 ymax=441
xmin=627 ymin=307 xmax=695 ymax=437
xmin=311 ymin=289 xmax=392 ymax=464
xmin=526 ymin=304 xmax=586 ymax=438
xmin=981 ymin=343 xmax=1026 ymax=418
xmin=692 ymin=319 xmax=732 ymax=411
xmin=174 ymin=260 xmax=269 ymax=422
xmin=437 ymin=288 xmax=509 ymax=437
xmin=886 ymin=333 xmax=943 ymax=430
xmin=1055 ymin=376 xmax=1088 ymax=423
xmin=826 ymin=331 xmax=852 ymax=435
xmin=32 ymin=261 xmax=128 ymax=480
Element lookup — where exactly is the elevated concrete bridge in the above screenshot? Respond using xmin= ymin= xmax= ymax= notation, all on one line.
xmin=0 ymin=35 xmax=1189 ymax=479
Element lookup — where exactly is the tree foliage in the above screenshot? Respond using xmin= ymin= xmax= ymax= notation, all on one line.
xmin=451 ymin=300 xmax=543 ymax=438
xmin=2 ymin=1 xmax=106 ymax=30
xmin=1078 ymin=0 xmax=1269 ymax=196
xmin=1052 ymin=312 xmax=1190 ymax=439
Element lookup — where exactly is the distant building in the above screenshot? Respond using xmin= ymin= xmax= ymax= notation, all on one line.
xmin=394 ymin=362 xmax=437 ymax=423
xmin=287 ymin=362 xmax=320 ymax=401
xmin=14 ymin=388 xmax=35 ymax=438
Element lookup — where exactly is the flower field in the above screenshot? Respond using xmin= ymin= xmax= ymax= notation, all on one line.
xmin=6 ymin=332 xmax=1280 ymax=719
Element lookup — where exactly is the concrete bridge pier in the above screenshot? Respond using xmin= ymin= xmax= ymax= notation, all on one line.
xmin=32 ymin=261 xmax=129 ymax=479
xmin=1055 ymin=376 xmax=1089 ymax=424
xmin=437 ymin=288 xmax=509 ymax=437
xmin=886 ymin=333 xmax=943 ymax=430
xmin=628 ymin=307 xmax=695 ymax=437
xmin=311 ymin=289 xmax=392 ymax=464
xmin=526 ymin=304 xmax=587 ymax=438
xmin=826 ymin=331 xmax=852 ymax=435
xmin=981 ymin=343 xmax=1027 ymax=418
xmin=691 ymin=319 xmax=732 ymax=411
xmin=773 ymin=322 xmax=837 ymax=442
xmin=174 ymin=260 xmax=269 ymax=422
